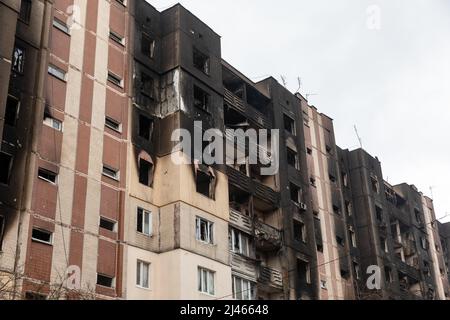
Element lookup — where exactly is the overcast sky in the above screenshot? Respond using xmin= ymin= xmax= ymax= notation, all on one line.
xmin=148 ymin=0 xmax=450 ymax=222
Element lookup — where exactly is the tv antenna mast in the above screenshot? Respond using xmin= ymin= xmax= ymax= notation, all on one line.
xmin=280 ymin=75 xmax=287 ymax=87
xmin=296 ymin=77 xmax=302 ymax=93
xmin=354 ymin=125 xmax=363 ymax=149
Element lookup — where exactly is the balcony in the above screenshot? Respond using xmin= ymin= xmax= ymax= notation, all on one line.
xmin=258 ymin=266 xmax=283 ymax=292
xmin=230 ymin=253 xmax=257 ymax=281
xmin=396 ymin=258 xmax=420 ymax=280
xmin=254 ymin=220 xmax=282 ymax=251
xmin=224 ymin=88 xmax=271 ymax=128
xmin=229 ymin=208 xmax=252 ymax=234
xmin=403 ymin=239 xmax=416 ymax=257
xmin=227 ymin=166 xmax=280 ymax=206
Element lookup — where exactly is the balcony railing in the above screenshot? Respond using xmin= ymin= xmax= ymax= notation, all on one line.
xmin=230 ymin=253 xmax=258 ymax=281
xmin=254 ymin=220 xmax=282 ymax=251
xmin=224 ymin=88 xmax=271 ymax=128
xmin=258 ymin=266 xmax=283 ymax=290
xmin=229 ymin=208 xmax=253 ymax=234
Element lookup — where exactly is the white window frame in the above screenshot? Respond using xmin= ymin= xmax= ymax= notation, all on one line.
xmin=232 ymin=276 xmax=255 ymax=300
xmin=43 ymin=115 xmax=63 ymax=131
xmin=196 ymin=217 xmax=214 ymax=245
xmin=136 ymin=260 xmax=150 ymax=289
xmin=105 ymin=116 xmax=122 ymax=133
xmin=48 ymin=64 xmax=66 ymax=81
xmin=31 ymin=228 xmax=53 ymax=245
xmin=102 ymin=165 xmax=120 ymax=181
xmin=198 ymin=267 xmax=215 ymax=296
xmin=37 ymin=168 xmax=58 ymax=185
xmin=53 ymin=18 xmax=70 ymax=35
xmin=230 ymin=228 xmax=249 ymax=256
xmin=137 ymin=207 xmax=152 ymax=236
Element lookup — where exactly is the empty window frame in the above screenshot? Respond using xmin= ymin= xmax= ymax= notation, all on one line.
xmin=25 ymin=292 xmax=47 ymax=300
xmin=196 ymin=170 xmax=213 ymax=198
xmin=232 ymin=276 xmax=255 ymax=300
xmin=107 ymin=71 xmax=123 ymax=87
xmin=136 ymin=260 xmax=150 ymax=288
xmin=43 ymin=115 xmax=63 ymax=131
xmin=284 ymin=114 xmax=296 ymax=135
xmin=336 ymin=236 xmax=345 ymax=247
xmin=349 ymin=228 xmax=357 ymax=248
xmin=48 ymin=64 xmax=66 ymax=81
xmin=371 ymin=175 xmax=380 ymax=194
xmin=353 ymin=262 xmax=361 ymax=279
xmin=193 ymin=48 xmax=210 ymax=74
xmin=196 ymin=217 xmax=214 ymax=244
xmin=194 ymin=85 xmax=210 ymax=112
xmin=19 ymin=0 xmax=32 ymax=23
xmin=140 ymin=72 xmax=154 ymax=98
xmin=297 ymin=259 xmax=311 ymax=284
xmin=287 ymin=147 xmax=299 ymax=169
xmin=290 ymin=182 xmax=301 ymax=204
xmin=198 ymin=267 xmax=215 ymax=295
xmin=96 ymin=274 xmax=114 ymax=288
xmin=345 ymin=201 xmax=353 ymax=216
xmin=0 ymin=153 xmax=13 ymax=185
xmin=12 ymin=46 xmax=25 ymax=73
xmin=385 ymin=266 xmax=393 ymax=283
xmin=230 ymin=228 xmax=249 ymax=256
xmin=320 ymin=280 xmax=327 ymax=290
xmin=99 ymin=217 xmax=116 ymax=232
xmin=139 ymin=158 xmax=153 ymax=187
xmin=293 ymin=219 xmax=306 ymax=243
xmin=137 ymin=207 xmax=152 ymax=236
xmin=342 ymin=172 xmax=349 ymax=187
xmin=31 ymin=228 xmax=52 ymax=245
xmin=102 ymin=165 xmax=119 ymax=181
xmin=414 ymin=208 xmax=423 ymax=224
xmin=421 ymin=237 xmax=429 ymax=250
xmin=138 ymin=114 xmax=154 ymax=141
xmin=5 ymin=95 xmax=20 ymax=126
xmin=37 ymin=168 xmax=57 ymax=184
xmin=104 ymin=116 xmax=121 ymax=132
xmin=375 ymin=205 xmax=383 ymax=223
xmin=109 ymin=30 xmax=124 ymax=45
xmin=53 ymin=18 xmax=70 ymax=34
xmin=380 ymin=235 xmax=388 ymax=252
xmin=141 ymin=33 xmax=155 ymax=58
xmin=0 ymin=215 xmax=5 ymax=251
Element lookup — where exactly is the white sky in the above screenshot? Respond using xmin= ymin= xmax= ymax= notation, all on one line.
xmin=147 ymin=0 xmax=450 ymax=222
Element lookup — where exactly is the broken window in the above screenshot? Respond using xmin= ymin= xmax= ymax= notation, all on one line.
xmin=37 ymin=168 xmax=57 ymax=184
xmin=140 ymin=72 xmax=154 ymax=98
xmin=333 ymin=205 xmax=341 ymax=215
xmin=232 ymin=276 xmax=255 ymax=300
xmin=102 ymin=165 xmax=119 ymax=181
xmin=19 ymin=0 xmax=32 ymax=23
xmin=421 ymin=237 xmax=429 ymax=250
xmin=5 ymin=95 xmax=20 ymax=126
xmin=97 ymin=274 xmax=114 ymax=288
xmin=293 ymin=219 xmax=306 ymax=243
xmin=0 ymin=215 xmax=5 ymax=251
xmin=321 ymin=280 xmax=327 ymax=290
xmin=194 ymin=85 xmax=210 ymax=112
xmin=31 ymin=228 xmax=52 ymax=245
xmin=196 ymin=217 xmax=214 ymax=244
xmin=138 ymin=114 xmax=154 ymax=141
xmin=198 ymin=267 xmax=215 ymax=295
xmin=336 ymin=236 xmax=345 ymax=247
xmin=329 ymin=174 xmax=337 ymax=183
xmin=99 ymin=217 xmax=116 ymax=232
xmin=287 ymin=147 xmax=299 ymax=169
xmin=25 ymin=292 xmax=47 ymax=300
xmin=349 ymin=227 xmax=356 ymax=248
xmin=141 ymin=33 xmax=155 ymax=59
xmin=375 ymin=205 xmax=383 ymax=223
xmin=310 ymin=177 xmax=316 ymax=187
xmin=345 ymin=201 xmax=353 ymax=216
xmin=193 ymin=48 xmax=210 ymax=74
xmin=0 ymin=153 xmax=13 ymax=185
xmin=138 ymin=152 xmax=154 ymax=187
xmin=414 ymin=208 xmax=423 ymax=224
xmin=136 ymin=260 xmax=150 ymax=288
xmin=290 ymin=182 xmax=301 ymax=204
xmin=371 ymin=175 xmax=380 ymax=194
xmin=230 ymin=228 xmax=249 ymax=256
xmin=284 ymin=114 xmax=296 ymax=135
xmin=137 ymin=207 xmax=152 ymax=236
xmin=12 ymin=46 xmax=25 ymax=73
xmin=297 ymin=259 xmax=311 ymax=284
xmin=195 ymin=168 xmax=215 ymax=199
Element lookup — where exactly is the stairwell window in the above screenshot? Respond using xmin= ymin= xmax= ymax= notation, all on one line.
xmin=53 ymin=18 xmax=70 ymax=35
xmin=48 ymin=64 xmax=66 ymax=81
xmin=198 ymin=267 xmax=215 ymax=295
xmin=109 ymin=30 xmax=124 ymax=45
xmin=105 ymin=116 xmax=121 ymax=132
xmin=107 ymin=71 xmax=123 ymax=87
xmin=37 ymin=168 xmax=57 ymax=184
xmin=136 ymin=260 xmax=150 ymax=289
xmin=43 ymin=115 xmax=63 ymax=131
xmin=31 ymin=228 xmax=53 ymax=245
xmin=102 ymin=165 xmax=119 ymax=181
xmin=232 ymin=276 xmax=255 ymax=300
xmin=230 ymin=228 xmax=249 ymax=256
xmin=137 ymin=208 xmax=152 ymax=236
xmin=196 ymin=217 xmax=214 ymax=244
xmin=97 ymin=274 xmax=115 ymax=288
xmin=99 ymin=217 xmax=116 ymax=232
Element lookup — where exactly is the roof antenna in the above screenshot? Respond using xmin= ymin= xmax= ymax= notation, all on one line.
xmin=354 ymin=125 xmax=363 ymax=149
xmin=280 ymin=75 xmax=287 ymax=87
xmin=295 ymin=77 xmax=302 ymax=93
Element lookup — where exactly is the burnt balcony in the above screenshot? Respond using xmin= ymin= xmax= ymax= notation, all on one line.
xmin=230 ymin=253 xmax=258 ymax=281
xmin=395 ymin=258 xmax=420 ymax=280
xmin=224 ymin=88 xmax=272 ymax=128
xmin=403 ymin=239 xmax=417 ymax=257
xmin=254 ymin=220 xmax=282 ymax=251
xmin=229 ymin=208 xmax=253 ymax=234
xmin=227 ymin=166 xmax=280 ymax=206
xmin=258 ymin=266 xmax=283 ymax=292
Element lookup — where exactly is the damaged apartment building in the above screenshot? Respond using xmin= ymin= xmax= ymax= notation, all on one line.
xmin=0 ymin=0 xmax=449 ymax=300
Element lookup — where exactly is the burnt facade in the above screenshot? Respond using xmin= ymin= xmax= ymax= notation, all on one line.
xmin=0 ymin=0 xmax=449 ymax=300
